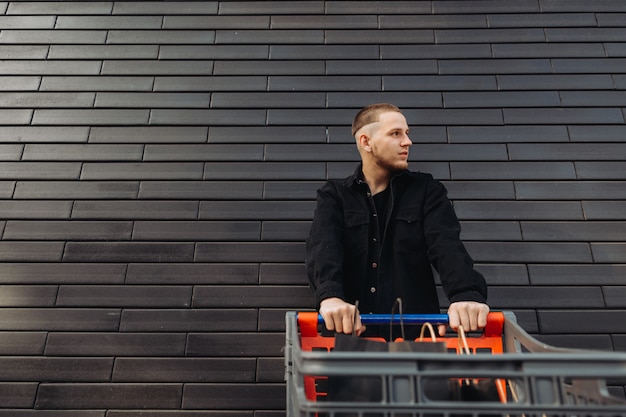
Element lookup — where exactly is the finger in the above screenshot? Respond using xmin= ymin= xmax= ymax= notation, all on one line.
xmin=322 ymin=313 xmax=335 ymax=332
xmin=437 ymin=324 xmax=446 ymax=337
xmin=341 ymin=311 xmax=354 ymax=334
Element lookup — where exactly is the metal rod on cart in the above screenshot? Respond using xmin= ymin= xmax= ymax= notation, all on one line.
xmin=316 ymin=313 xmax=449 ymax=325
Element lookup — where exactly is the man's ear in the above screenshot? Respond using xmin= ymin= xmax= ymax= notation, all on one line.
xmin=358 ymin=133 xmax=371 ymax=152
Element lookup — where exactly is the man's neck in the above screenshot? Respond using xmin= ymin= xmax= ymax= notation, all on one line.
xmin=361 ymin=164 xmax=391 ymax=195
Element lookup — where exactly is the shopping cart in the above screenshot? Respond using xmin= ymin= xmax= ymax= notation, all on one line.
xmin=285 ymin=311 xmax=626 ymax=417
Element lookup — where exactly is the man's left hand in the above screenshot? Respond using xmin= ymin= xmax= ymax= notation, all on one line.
xmin=438 ymin=301 xmax=490 ymax=336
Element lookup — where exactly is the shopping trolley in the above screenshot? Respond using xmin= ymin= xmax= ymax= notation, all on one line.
xmin=285 ymin=311 xmax=626 ymax=417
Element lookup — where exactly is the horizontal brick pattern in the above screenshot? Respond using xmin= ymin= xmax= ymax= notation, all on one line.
xmin=0 ymin=0 xmax=624 ymax=413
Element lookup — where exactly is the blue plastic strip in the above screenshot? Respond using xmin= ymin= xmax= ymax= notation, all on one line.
xmin=316 ymin=313 xmax=449 ymax=325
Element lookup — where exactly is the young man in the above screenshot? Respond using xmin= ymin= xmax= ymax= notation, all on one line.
xmin=306 ymin=103 xmax=489 ymax=338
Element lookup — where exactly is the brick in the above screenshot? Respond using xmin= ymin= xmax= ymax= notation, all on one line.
xmin=443 ymin=181 xmax=516 ymax=200
xmin=465 ymin=242 xmax=592 ymax=263
xmin=0 ymin=110 xmax=32 ymax=124
xmin=23 ymin=144 xmax=143 ymax=161
xmin=208 ymin=126 xmax=325 ymax=143
xmin=95 ymin=92 xmax=211 ymax=108
xmin=445 ymin=91 xmax=560 ymax=108
xmin=155 ymin=76 xmax=267 ymax=92
xmin=575 ymin=162 xmax=626 ymax=180
xmin=160 ymin=45 xmax=268 ymax=59
xmin=272 ymin=15 xmax=376 ymax=29
xmin=0 ymin=126 xmax=88 ymax=142
xmin=475 ymin=264 xmax=529 ymax=285
xmin=257 ymin=358 xmax=283 ymax=383
xmin=0 ymin=263 xmax=126 ymax=284
xmin=0 ymin=357 xmax=112 ymax=381
xmin=56 ymin=15 xmax=161 ymax=29
xmin=138 ymin=181 xmax=262 ymax=200
xmin=0 ymin=242 xmax=63 ymax=262
xmin=547 ymin=28 xmax=626 ymax=42
xmin=216 ymin=29 xmax=322 ymax=44
xmin=112 ymin=2 xmax=218 ymax=14
xmin=452 ymin=162 xmax=576 ymax=180
xmin=433 ymin=0 xmax=539 ymax=13
xmin=150 ymin=109 xmax=266 ymax=125
xmin=258 ymin=308 xmax=293 ymax=331
xmin=0 ymin=30 xmax=107 ymax=44
xmin=211 ymin=92 xmax=325 ymax=108
xmin=436 ymin=28 xmax=545 ymax=44
xmin=56 ymin=285 xmax=191 ymax=308
xmin=113 ymin=358 xmax=255 ymax=382
xmin=448 ymin=125 xmax=569 ymax=143
xmin=126 ymin=263 xmax=259 ymax=285
xmin=14 ymin=181 xmax=138 ymax=200
xmin=516 ymin=181 xmax=626 ymax=200
xmin=0 ymin=285 xmax=57 ymax=307
xmin=263 ymin=181 xmax=323 ymax=200
xmin=218 ymin=2 xmax=323 ymax=14
xmin=0 ymin=200 xmax=72 ymax=218
xmin=326 ymin=29 xmax=433 ymax=44
xmin=440 ymin=59 xmax=552 ymax=74
xmin=52 ymin=44 xmax=159 ymax=59
xmin=0 ymin=60 xmax=101 ymax=75
xmin=538 ymin=310 xmax=626 ymax=334
xmin=488 ymin=286 xmax=604 ymax=309
xmin=552 ymin=58 xmax=626 ymax=73
xmin=327 ymin=92 xmax=442 ymax=108
xmin=183 ymin=383 xmax=285 ymax=410
xmin=32 ymin=110 xmax=150 ymax=126
xmin=265 ymin=144 xmax=357 ymax=161
xmin=0 ymin=15 xmax=55 ymax=28
xmin=203 ymin=162 xmax=326 ymax=180
xmin=4 ymin=221 xmax=132 ymax=241
xmin=144 ymin=144 xmax=263 ymax=161
xmin=259 ymin=263 xmax=306 ymax=285
xmin=327 ymin=2 xmax=431 ymax=14
xmin=537 ymin=334 xmax=613 ymax=351
xmin=72 ymin=201 xmax=198 ymax=220
xmin=195 ymin=242 xmax=304 ymax=263
xmin=591 ymin=243 xmax=626 ymax=263
xmin=0 ymin=382 xmax=37 ymax=408
xmin=560 ymin=91 xmax=626 ymax=107
xmin=269 ymin=75 xmax=380 ymax=91
xmin=0 ymin=45 xmax=48 ymax=59
xmin=0 ymin=144 xmax=21 ymax=160
xmin=0 ymin=92 xmax=94 ymax=108
xmin=510 ymin=143 xmax=626 ymax=160
xmin=164 ymin=15 xmax=269 ymax=29
xmin=384 ymin=75 xmax=497 ymax=91
xmin=81 ymin=162 xmax=203 ymax=180
xmin=327 ymin=59 xmax=438 ymax=75
xmin=90 ymin=126 xmax=207 ymax=143
xmin=0 ymin=308 xmax=120 ymax=331
xmin=216 ymin=60 xmax=325 ymax=75
xmin=199 ymin=201 xmax=315 ymax=220
xmin=606 ymin=43 xmax=626 ymax=57
xmin=36 ymin=383 xmax=181 ymax=410
xmin=488 ymin=12 xmax=597 ymax=27
xmin=45 ymin=333 xmax=186 ymax=356
xmin=454 ymin=201 xmax=583 ymax=220
xmin=41 ymin=76 xmax=154 ymax=92
xmin=602 ymin=286 xmax=626 ymax=308
xmin=120 ymin=309 xmax=257 ymax=332
xmin=132 ymin=221 xmax=261 ymax=241
xmin=493 ymin=43 xmax=604 ymax=58
xmin=459 ymin=221 xmax=522 ymax=241
xmin=382 ymin=14 xmax=487 ymax=29
xmin=0 ymin=181 xmax=14 ymax=198
xmin=193 ymin=285 xmax=313 ymax=308
xmin=521 ymin=221 xmax=626 ymax=241
xmin=0 ymin=76 xmax=40 ymax=91
xmin=7 ymin=2 xmax=113 ymax=14
xmin=261 ymin=221 xmax=311 ymax=241
xmin=108 ymin=30 xmax=215 ymax=44
xmin=382 ymin=43 xmax=492 ymax=59
xmin=0 ymin=332 xmax=46 ymax=355
xmin=186 ymin=333 xmax=284 ymax=357
xmin=102 ymin=60 xmax=214 ymax=75
xmin=63 ymin=242 xmax=194 ymax=263
xmin=497 ymin=74 xmax=614 ymax=90
xmin=583 ymin=201 xmax=626 ymax=219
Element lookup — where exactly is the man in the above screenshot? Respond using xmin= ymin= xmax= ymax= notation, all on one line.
xmin=306 ymin=103 xmax=489 ymax=338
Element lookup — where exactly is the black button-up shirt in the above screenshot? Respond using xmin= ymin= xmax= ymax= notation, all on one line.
xmin=306 ymin=165 xmax=487 ymax=334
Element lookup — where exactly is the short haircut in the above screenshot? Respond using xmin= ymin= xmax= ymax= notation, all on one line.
xmin=351 ymin=103 xmax=402 ymax=137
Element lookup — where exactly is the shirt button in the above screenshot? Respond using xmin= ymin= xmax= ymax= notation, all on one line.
xmin=370 ymin=287 xmax=376 ymax=293
xmin=372 ymin=238 xmax=377 ymax=242
xmin=372 ymin=262 xmax=378 ymax=268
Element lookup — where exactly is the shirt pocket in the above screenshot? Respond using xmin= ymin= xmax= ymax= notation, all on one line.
xmin=393 ymin=208 xmax=425 ymax=252
xmin=343 ymin=210 xmax=370 ymax=257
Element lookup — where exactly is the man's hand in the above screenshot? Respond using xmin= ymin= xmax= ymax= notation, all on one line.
xmin=319 ymin=297 xmax=366 ymax=336
xmin=438 ymin=301 xmax=490 ymax=336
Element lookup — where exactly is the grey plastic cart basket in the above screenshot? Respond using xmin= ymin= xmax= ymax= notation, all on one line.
xmin=285 ymin=311 xmax=626 ymax=417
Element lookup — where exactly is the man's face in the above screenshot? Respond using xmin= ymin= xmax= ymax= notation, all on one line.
xmin=365 ymin=111 xmax=412 ymax=172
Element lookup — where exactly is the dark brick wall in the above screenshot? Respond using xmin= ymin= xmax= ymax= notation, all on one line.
xmin=0 ymin=0 xmax=624 ymax=414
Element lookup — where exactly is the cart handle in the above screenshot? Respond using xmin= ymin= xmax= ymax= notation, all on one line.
xmin=297 ymin=311 xmax=505 ymax=338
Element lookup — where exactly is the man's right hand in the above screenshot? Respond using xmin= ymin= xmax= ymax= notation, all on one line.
xmin=319 ymin=297 xmax=365 ymax=336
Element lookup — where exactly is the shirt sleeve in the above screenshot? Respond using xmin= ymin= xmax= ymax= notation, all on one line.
xmin=305 ymin=182 xmax=346 ymax=309
xmin=422 ymin=176 xmax=488 ymax=304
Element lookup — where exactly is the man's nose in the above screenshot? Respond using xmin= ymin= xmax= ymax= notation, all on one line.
xmin=403 ymin=135 xmax=412 ymax=146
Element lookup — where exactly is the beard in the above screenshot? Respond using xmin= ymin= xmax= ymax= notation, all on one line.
xmin=374 ymin=154 xmax=409 ymax=173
